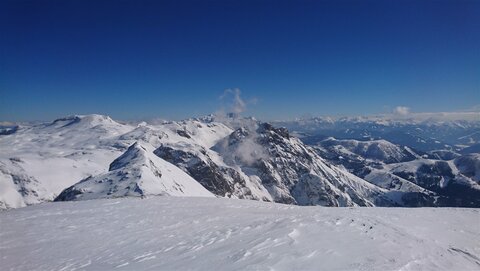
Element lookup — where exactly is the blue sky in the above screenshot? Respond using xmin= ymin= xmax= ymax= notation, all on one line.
xmin=1 ymin=0 xmax=479 ymax=121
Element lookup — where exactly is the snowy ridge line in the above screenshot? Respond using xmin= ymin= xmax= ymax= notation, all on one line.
xmin=1 ymin=113 xmax=479 ymax=209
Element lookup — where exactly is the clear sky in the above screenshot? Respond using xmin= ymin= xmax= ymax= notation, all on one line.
xmin=1 ymin=0 xmax=479 ymax=121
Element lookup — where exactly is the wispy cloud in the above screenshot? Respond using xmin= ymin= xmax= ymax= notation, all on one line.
xmin=220 ymin=88 xmax=246 ymax=114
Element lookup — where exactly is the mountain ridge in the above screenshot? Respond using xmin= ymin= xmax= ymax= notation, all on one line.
xmin=1 ymin=113 xmax=479 ymax=209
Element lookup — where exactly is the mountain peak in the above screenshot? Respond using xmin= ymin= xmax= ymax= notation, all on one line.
xmin=51 ymin=114 xmax=117 ymax=129
xmin=55 ymin=141 xmax=214 ymax=201
xmin=108 ymin=142 xmax=148 ymax=171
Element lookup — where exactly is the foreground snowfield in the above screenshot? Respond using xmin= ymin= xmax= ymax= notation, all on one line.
xmin=1 ymin=197 xmax=479 ymax=271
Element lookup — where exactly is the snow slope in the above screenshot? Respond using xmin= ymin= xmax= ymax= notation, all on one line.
xmin=1 ymin=197 xmax=479 ymax=271
xmin=0 ymin=115 xmax=230 ymax=208
xmin=455 ymin=153 xmax=480 ymax=183
xmin=0 ymin=115 xmax=134 ymax=206
xmin=318 ymin=137 xmax=419 ymax=163
xmin=55 ymin=142 xmax=214 ymax=201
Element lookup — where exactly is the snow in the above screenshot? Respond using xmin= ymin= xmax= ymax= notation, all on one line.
xmin=455 ymin=153 xmax=480 ymax=182
xmin=285 ymin=111 xmax=480 ymax=125
xmin=1 ymin=113 xmax=478 ymax=209
xmin=364 ymin=169 xmax=427 ymax=193
xmin=16 ymin=151 xmax=119 ymax=198
xmin=207 ymin=123 xmax=393 ymax=207
xmin=320 ymin=138 xmax=414 ymax=163
xmin=0 ymin=115 xmax=231 ymax=208
xmin=0 ymin=172 xmax=25 ymax=208
xmin=0 ymin=115 xmax=134 ymax=207
xmin=155 ymin=119 xmax=233 ymax=149
xmin=55 ymin=142 xmax=214 ymax=200
xmin=1 ymin=197 xmax=479 ymax=271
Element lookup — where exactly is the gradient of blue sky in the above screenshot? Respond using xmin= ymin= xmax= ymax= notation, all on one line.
xmin=1 ymin=0 xmax=479 ymax=121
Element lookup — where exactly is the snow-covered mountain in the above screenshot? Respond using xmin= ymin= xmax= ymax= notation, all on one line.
xmin=211 ymin=122 xmax=393 ymax=206
xmin=0 ymin=114 xmax=229 ymax=208
xmin=1 ymin=113 xmax=479 ymax=209
xmin=0 ymin=114 xmax=132 ymax=208
xmin=454 ymin=153 xmax=480 ymax=183
xmin=303 ymin=135 xmax=480 ymax=207
xmin=277 ymin=112 xmax=480 ymax=152
xmin=313 ymin=137 xmax=419 ymax=163
xmin=385 ymin=158 xmax=480 ymax=207
xmin=279 ymin=115 xmax=480 ymax=207
xmin=55 ymin=142 xmax=213 ymax=201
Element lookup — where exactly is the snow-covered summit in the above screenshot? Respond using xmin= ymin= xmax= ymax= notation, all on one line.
xmin=49 ymin=114 xmax=118 ymax=128
xmin=55 ymin=142 xmax=214 ymax=201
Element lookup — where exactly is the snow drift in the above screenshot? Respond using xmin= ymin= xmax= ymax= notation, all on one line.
xmin=1 ymin=197 xmax=479 ymax=271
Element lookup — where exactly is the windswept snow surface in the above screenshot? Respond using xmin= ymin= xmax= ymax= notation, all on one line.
xmin=1 ymin=197 xmax=479 ymax=271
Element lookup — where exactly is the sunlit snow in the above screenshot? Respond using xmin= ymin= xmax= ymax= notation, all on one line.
xmin=1 ymin=197 xmax=479 ymax=271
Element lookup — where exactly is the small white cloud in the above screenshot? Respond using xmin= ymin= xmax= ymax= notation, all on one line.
xmin=220 ymin=88 xmax=246 ymax=114
xmin=393 ymin=106 xmax=410 ymax=116
xmin=218 ymin=88 xmax=259 ymax=117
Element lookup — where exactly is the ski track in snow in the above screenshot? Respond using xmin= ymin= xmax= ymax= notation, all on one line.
xmin=1 ymin=197 xmax=479 ymax=271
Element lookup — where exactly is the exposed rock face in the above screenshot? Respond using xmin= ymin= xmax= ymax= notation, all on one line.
xmin=154 ymin=145 xmax=271 ymax=201
xmin=210 ymin=123 xmax=396 ymax=207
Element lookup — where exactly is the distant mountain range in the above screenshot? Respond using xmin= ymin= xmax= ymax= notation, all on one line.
xmin=1 ymin=112 xmax=479 ymax=209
